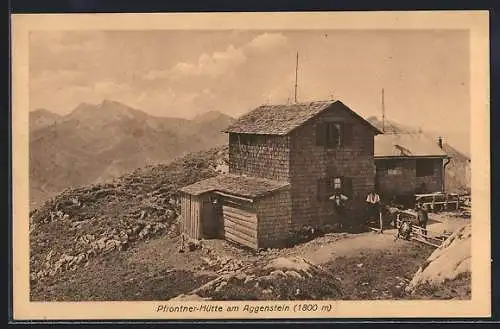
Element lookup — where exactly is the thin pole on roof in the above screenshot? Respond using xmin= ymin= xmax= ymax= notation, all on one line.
xmin=381 ymin=87 xmax=386 ymax=133
xmin=294 ymin=51 xmax=299 ymax=103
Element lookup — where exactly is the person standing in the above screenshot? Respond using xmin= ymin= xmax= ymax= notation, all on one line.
xmin=366 ymin=190 xmax=382 ymax=232
xmin=329 ymin=190 xmax=348 ymax=228
xmin=417 ymin=203 xmax=429 ymax=237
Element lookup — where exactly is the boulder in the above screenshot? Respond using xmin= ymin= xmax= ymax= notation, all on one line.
xmin=264 ymin=257 xmax=315 ymax=278
xmin=170 ymin=294 xmax=210 ymax=301
xmin=406 ymin=223 xmax=471 ymax=292
xmin=284 ymin=270 xmax=304 ymax=280
xmin=214 ymin=281 xmax=228 ymax=292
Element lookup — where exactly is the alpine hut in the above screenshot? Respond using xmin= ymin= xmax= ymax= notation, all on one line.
xmin=179 ymin=100 xmax=382 ymax=249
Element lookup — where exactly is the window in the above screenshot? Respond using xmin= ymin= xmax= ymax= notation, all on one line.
xmin=316 ymin=122 xmax=352 ymax=148
xmin=327 ymin=123 xmax=342 ymax=147
xmin=386 ymin=160 xmax=402 ymax=175
xmin=416 ymin=159 xmax=435 ymax=177
xmin=388 ymin=168 xmax=402 ymax=176
xmin=331 ymin=177 xmax=342 ymax=190
xmin=376 ymin=159 xmax=402 ymax=175
xmin=317 ymin=176 xmax=352 ymax=201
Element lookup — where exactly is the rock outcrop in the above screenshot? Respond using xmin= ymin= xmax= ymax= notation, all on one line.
xmin=406 ymin=223 xmax=471 ymax=293
xmin=176 ymin=256 xmax=341 ymax=301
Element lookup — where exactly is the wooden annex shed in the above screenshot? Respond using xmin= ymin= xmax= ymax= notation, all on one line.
xmin=179 ymin=174 xmax=290 ymax=249
xmin=179 ymin=100 xmax=382 ymax=250
xmin=374 ymin=133 xmax=450 ymax=204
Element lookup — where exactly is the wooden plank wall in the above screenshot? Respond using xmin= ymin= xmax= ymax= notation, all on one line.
xmin=222 ymin=198 xmax=258 ymax=249
xmin=181 ymin=193 xmax=202 ymax=239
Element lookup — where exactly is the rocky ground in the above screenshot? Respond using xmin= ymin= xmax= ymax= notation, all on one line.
xmin=32 ymin=223 xmax=469 ymax=301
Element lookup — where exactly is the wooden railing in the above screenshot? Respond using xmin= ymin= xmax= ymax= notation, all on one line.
xmin=394 ymin=214 xmax=451 ymax=248
xmin=415 ymin=192 xmax=460 ymax=212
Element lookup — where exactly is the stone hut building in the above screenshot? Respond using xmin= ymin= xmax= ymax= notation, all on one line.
xmin=179 ymin=100 xmax=382 ymax=249
xmin=374 ymin=133 xmax=450 ymax=204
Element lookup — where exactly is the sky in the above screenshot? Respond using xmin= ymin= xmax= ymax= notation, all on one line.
xmin=29 ymin=29 xmax=470 ymax=153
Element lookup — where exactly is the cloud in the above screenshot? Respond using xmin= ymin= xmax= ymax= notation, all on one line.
xmin=31 ymin=69 xmax=86 ymax=86
xmin=30 ymin=31 xmax=294 ymax=118
xmin=145 ymin=45 xmax=246 ymax=80
xmin=93 ymin=81 xmax=131 ymax=95
xmin=244 ymin=33 xmax=288 ymax=52
xmin=144 ymin=32 xmax=289 ymax=81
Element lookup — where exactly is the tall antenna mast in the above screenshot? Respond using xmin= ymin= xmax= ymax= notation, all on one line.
xmin=381 ymin=88 xmax=386 ymax=132
xmin=294 ymin=51 xmax=299 ymax=103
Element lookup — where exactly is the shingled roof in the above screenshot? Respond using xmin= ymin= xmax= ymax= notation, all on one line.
xmin=179 ymin=174 xmax=290 ymax=198
xmin=374 ymin=133 xmax=448 ymax=158
xmin=224 ymin=100 xmax=382 ymax=135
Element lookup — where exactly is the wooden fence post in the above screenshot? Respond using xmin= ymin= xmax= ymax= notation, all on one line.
xmin=379 ymin=211 xmax=383 ymax=233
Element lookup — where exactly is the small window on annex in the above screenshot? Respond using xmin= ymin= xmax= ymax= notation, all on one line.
xmin=416 ymin=159 xmax=435 ymax=177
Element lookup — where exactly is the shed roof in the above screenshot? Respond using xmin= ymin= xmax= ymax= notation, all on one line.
xmin=179 ymin=174 xmax=290 ymax=198
xmin=374 ymin=133 xmax=448 ymax=158
xmin=224 ymin=100 xmax=382 ymax=135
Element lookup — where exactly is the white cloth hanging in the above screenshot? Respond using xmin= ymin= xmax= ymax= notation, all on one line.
xmin=366 ymin=192 xmax=380 ymax=204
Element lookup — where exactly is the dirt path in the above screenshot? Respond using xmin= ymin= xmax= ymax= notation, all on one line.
xmin=302 ymin=214 xmax=468 ymax=265
xmin=305 ymin=230 xmax=400 ymax=265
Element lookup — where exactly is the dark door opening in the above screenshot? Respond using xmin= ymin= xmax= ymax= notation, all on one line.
xmin=202 ymin=195 xmax=223 ymax=239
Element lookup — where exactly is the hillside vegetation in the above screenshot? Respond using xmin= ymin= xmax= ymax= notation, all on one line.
xmin=29 ymin=146 xmax=228 ymax=298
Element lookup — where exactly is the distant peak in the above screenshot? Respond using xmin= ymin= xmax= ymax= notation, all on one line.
xmin=32 ymin=108 xmax=54 ymax=114
xmin=101 ymin=99 xmax=119 ymax=106
xmin=31 ymin=108 xmax=61 ymax=118
xmin=73 ymin=102 xmax=94 ymax=111
xmin=193 ymin=110 xmax=234 ymax=122
xmin=99 ymin=99 xmax=136 ymax=111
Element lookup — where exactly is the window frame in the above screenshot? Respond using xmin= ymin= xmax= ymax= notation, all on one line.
xmin=316 ymin=121 xmax=349 ymax=148
xmin=416 ymin=158 xmax=435 ymax=177
xmin=326 ymin=122 xmax=342 ymax=148
xmin=317 ymin=176 xmax=352 ymax=201
xmin=331 ymin=177 xmax=342 ymax=190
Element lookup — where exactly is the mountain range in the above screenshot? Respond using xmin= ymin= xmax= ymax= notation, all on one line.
xmin=29 ymin=100 xmax=234 ymax=209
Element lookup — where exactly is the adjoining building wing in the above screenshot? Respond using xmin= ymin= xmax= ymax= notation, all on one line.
xmin=375 ymin=133 xmax=448 ymax=158
xmin=374 ymin=133 xmax=450 ymax=203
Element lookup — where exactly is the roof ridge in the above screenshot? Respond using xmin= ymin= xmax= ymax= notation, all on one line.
xmin=225 ymin=99 xmax=380 ymax=135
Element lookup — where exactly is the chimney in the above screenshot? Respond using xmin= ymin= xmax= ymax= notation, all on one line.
xmin=437 ymin=136 xmax=443 ymax=149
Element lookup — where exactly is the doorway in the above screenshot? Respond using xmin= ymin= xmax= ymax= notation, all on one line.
xmin=201 ymin=195 xmax=223 ymax=239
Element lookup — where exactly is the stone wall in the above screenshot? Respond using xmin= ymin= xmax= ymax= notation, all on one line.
xmin=375 ymin=158 xmax=444 ymax=201
xmin=289 ymin=106 xmax=377 ymax=230
xmin=228 ymin=133 xmax=290 ymax=181
xmin=256 ymin=189 xmax=292 ymax=249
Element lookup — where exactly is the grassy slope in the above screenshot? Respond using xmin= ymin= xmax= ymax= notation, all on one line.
xmin=30 ymin=146 xmax=227 ymax=301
